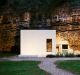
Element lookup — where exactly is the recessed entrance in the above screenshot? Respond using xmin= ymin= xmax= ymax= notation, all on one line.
xmin=46 ymin=39 xmax=52 ymax=52
xmin=62 ymin=44 xmax=68 ymax=55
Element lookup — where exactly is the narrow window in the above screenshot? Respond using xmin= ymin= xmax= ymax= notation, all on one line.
xmin=46 ymin=39 xmax=52 ymax=52
xmin=62 ymin=44 xmax=68 ymax=49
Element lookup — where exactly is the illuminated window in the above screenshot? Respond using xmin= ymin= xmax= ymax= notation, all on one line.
xmin=46 ymin=39 xmax=52 ymax=52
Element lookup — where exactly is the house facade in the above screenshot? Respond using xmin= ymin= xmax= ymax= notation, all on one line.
xmin=20 ymin=30 xmax=80 ymax=57
xmin=20 ymin=30 xmax=56 ymax=57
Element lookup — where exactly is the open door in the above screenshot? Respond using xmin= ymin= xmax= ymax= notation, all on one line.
xmin=46 ymin=39 xmax=52 ymax=52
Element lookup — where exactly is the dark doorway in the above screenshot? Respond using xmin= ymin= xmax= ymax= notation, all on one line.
xmin=62 ymin=44 xmax=68 ymax=49
xmin=62 ymin=44 xmax=68 ymax=55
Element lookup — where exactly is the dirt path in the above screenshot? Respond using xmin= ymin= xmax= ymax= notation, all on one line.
xmin=38 ymin=58 xmax=80 ymax=75
xmin=39 ymin=60 xmax=74 ymax=75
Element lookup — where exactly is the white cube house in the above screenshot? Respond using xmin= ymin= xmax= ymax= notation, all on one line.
xmin=20 ymin=30 xmax=56 ymax=57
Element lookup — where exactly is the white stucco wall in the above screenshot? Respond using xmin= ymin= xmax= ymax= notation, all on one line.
xmin=20 ymin=30 xmax=56 ymax=57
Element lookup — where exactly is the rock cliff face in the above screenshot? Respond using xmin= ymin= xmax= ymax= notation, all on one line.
xmin=56 ymin=30 xmax=80 ymax=51
xmin=0 ymin=0 xmax=80 ymax=53
xmin=0 ymin=24 xmax=16 ymax=51
xmin=50 ymin=0 xmax=80 ymax=53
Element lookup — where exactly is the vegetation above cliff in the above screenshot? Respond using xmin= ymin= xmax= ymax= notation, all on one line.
xmin=0 ymin=0 xmax=66 ymax=13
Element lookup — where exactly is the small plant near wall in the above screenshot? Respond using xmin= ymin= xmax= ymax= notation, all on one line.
xmin=64 ymin=53 xmax=74 ymax=57
xmin=76 ymin=54 xmax=80 ymax=57
xmin=46 ymin=53 xmax=80 ymax=58
xmin=56 ymin=53 xmax=63 ymax=57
